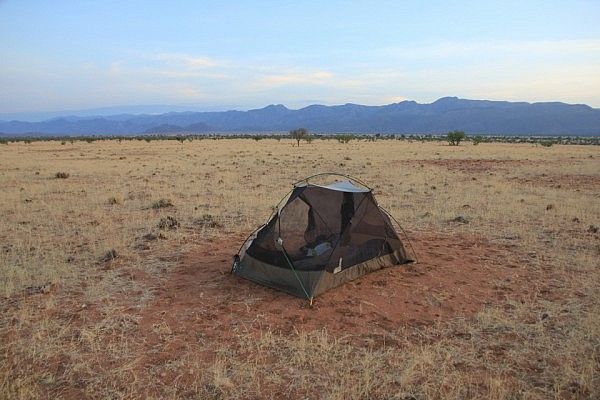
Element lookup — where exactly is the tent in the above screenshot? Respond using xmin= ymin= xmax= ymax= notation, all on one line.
xmin=232 ymin=174 xmax=415 ymax=302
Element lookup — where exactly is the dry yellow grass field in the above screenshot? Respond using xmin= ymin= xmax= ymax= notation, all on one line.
xmin=1 ymin=138 xmax=599 ymax=399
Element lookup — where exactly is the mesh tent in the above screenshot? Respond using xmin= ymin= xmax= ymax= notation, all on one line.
xmin=232 ymin=174 xmax=414 ymax=301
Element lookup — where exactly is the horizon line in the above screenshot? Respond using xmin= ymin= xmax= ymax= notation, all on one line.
xmin=0 ymin=96 xmax=596 ymax=122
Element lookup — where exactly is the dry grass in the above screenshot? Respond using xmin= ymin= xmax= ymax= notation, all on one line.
xmin=1 ymin=139 xmax=599 ymax=399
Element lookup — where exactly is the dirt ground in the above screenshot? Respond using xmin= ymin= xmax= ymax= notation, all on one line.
xmin=2 ymin=228 xmax=539 ymax=398
xmin=140 ymin=231 xmax=530 ymax=338
xmin=1 ymin=139 xmax=599 ymax=399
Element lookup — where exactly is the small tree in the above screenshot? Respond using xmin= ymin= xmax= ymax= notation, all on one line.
xmin=447 ymin=130 xmax=466 ymax=146
xmin=336 ymin=134 xmax=354 ymax=144
xmin=290 ymin=128 xmax=309 ymax=146
xmin=472 ymin=135 xmax=483 ymax=145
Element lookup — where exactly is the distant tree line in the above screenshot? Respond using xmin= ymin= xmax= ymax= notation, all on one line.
xmin=0 ymin=132 xmax=598 ymax=146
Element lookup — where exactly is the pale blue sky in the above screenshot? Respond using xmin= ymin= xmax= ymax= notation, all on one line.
xmin=1 ymin=0 xmax=600 ymax=113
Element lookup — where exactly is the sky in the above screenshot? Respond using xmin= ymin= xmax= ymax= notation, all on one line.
xmin=1 ymin=0 xmax=600 ymax=115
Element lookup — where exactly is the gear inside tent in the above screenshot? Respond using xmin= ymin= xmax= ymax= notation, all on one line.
xmin=232 ymin=174 xmax=415 ymax=302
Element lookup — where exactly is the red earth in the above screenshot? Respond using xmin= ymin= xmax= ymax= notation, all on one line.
xmin=135 ymin=230 xmax=532 ymax=343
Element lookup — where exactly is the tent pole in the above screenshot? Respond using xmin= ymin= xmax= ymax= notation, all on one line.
xmin=280 ymin=243 xmax=311 ymax=301
xmin=379 ymin=206 xmax=419 ymax=263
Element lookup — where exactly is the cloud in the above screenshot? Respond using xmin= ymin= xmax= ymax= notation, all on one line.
xmin=149 ymin=69 xmax=232 ymax=79
xmin=3 ymin=38 xmax=599 ymax=113
xmin=153 ymin=53 xmax=221 ymax=68
xmin=94 ymin=52 xmax=600 ymax=109
xmin=255 ymin=70 xmax=334 ymax=88
xmin=176 ymin=86 xmax=204 ymax=98
xmin=386 ymin=95 xmax=408 ymax=103
xmin=125 ymin=52 xmax=235 ymax=80
xmin=108 ymin=61 xmax=124 ymax=76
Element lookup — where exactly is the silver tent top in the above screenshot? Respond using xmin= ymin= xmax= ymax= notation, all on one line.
xmin=310 ymin=180 xmax=370 ymax=193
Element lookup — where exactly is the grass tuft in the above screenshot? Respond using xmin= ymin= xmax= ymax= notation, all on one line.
xmin=152 ymin=198 xmax=173 ymax=209
xmin=54 ymin=172 xmax=70 ymax=179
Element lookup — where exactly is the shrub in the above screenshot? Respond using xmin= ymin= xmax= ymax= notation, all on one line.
xmin=447 ymin=130 xmax=466 ymax=146
xmin=336 ymin=134 xmax=354 ymax=144
xmin=99 ymin=249 xmax=118 ymax=262
xmin=157 ymin=216 xmax=179 ymax=230
xmin=450 ymin=215 xmax=470 ymax=224
xmin=194 ymin=214 xmax=223 ymax=229
xmin=54 ymin=172 xmax=70 ymax=179
xmin=540 ymin=140 xmax=554 ymax=147
xmin=472 ymin=135 xmax=483 ymax=145
xmin=152 ymin=198 xmax=174 ymax=209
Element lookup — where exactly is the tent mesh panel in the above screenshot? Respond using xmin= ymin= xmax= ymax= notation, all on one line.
xmin=245 ymin=185 xmax=407 ymax=272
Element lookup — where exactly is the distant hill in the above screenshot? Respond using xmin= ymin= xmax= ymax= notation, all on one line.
xmin=0 ymin=104 xmax=241 ymax=122
xmin=1 ymin=97 xmax=599 ymax=136
xmin=143 ymin=122 xmax=212 ymax=134
xmin=143 ymin=124 xmax=187 ymax=134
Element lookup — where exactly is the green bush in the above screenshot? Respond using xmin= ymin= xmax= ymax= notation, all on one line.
xmin=336 ymin=134 xmax=354 ymax=144
xmin=447 ymin=130 xmax=466 ymax=146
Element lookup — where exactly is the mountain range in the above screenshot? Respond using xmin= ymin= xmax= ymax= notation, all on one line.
xmin=1 ymin=97 xmax=599 ymax=136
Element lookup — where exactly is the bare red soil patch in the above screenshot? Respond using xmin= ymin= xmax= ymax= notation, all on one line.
xmin=393 ymin=158 xmax=541 ymax=173
xmin=509 ymin=173 xmax=600 ymax=191
xmin=136 ymin=230 xmax=532 ymax=344
xmin=0 ymin=229 xmax=558 ymax=398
